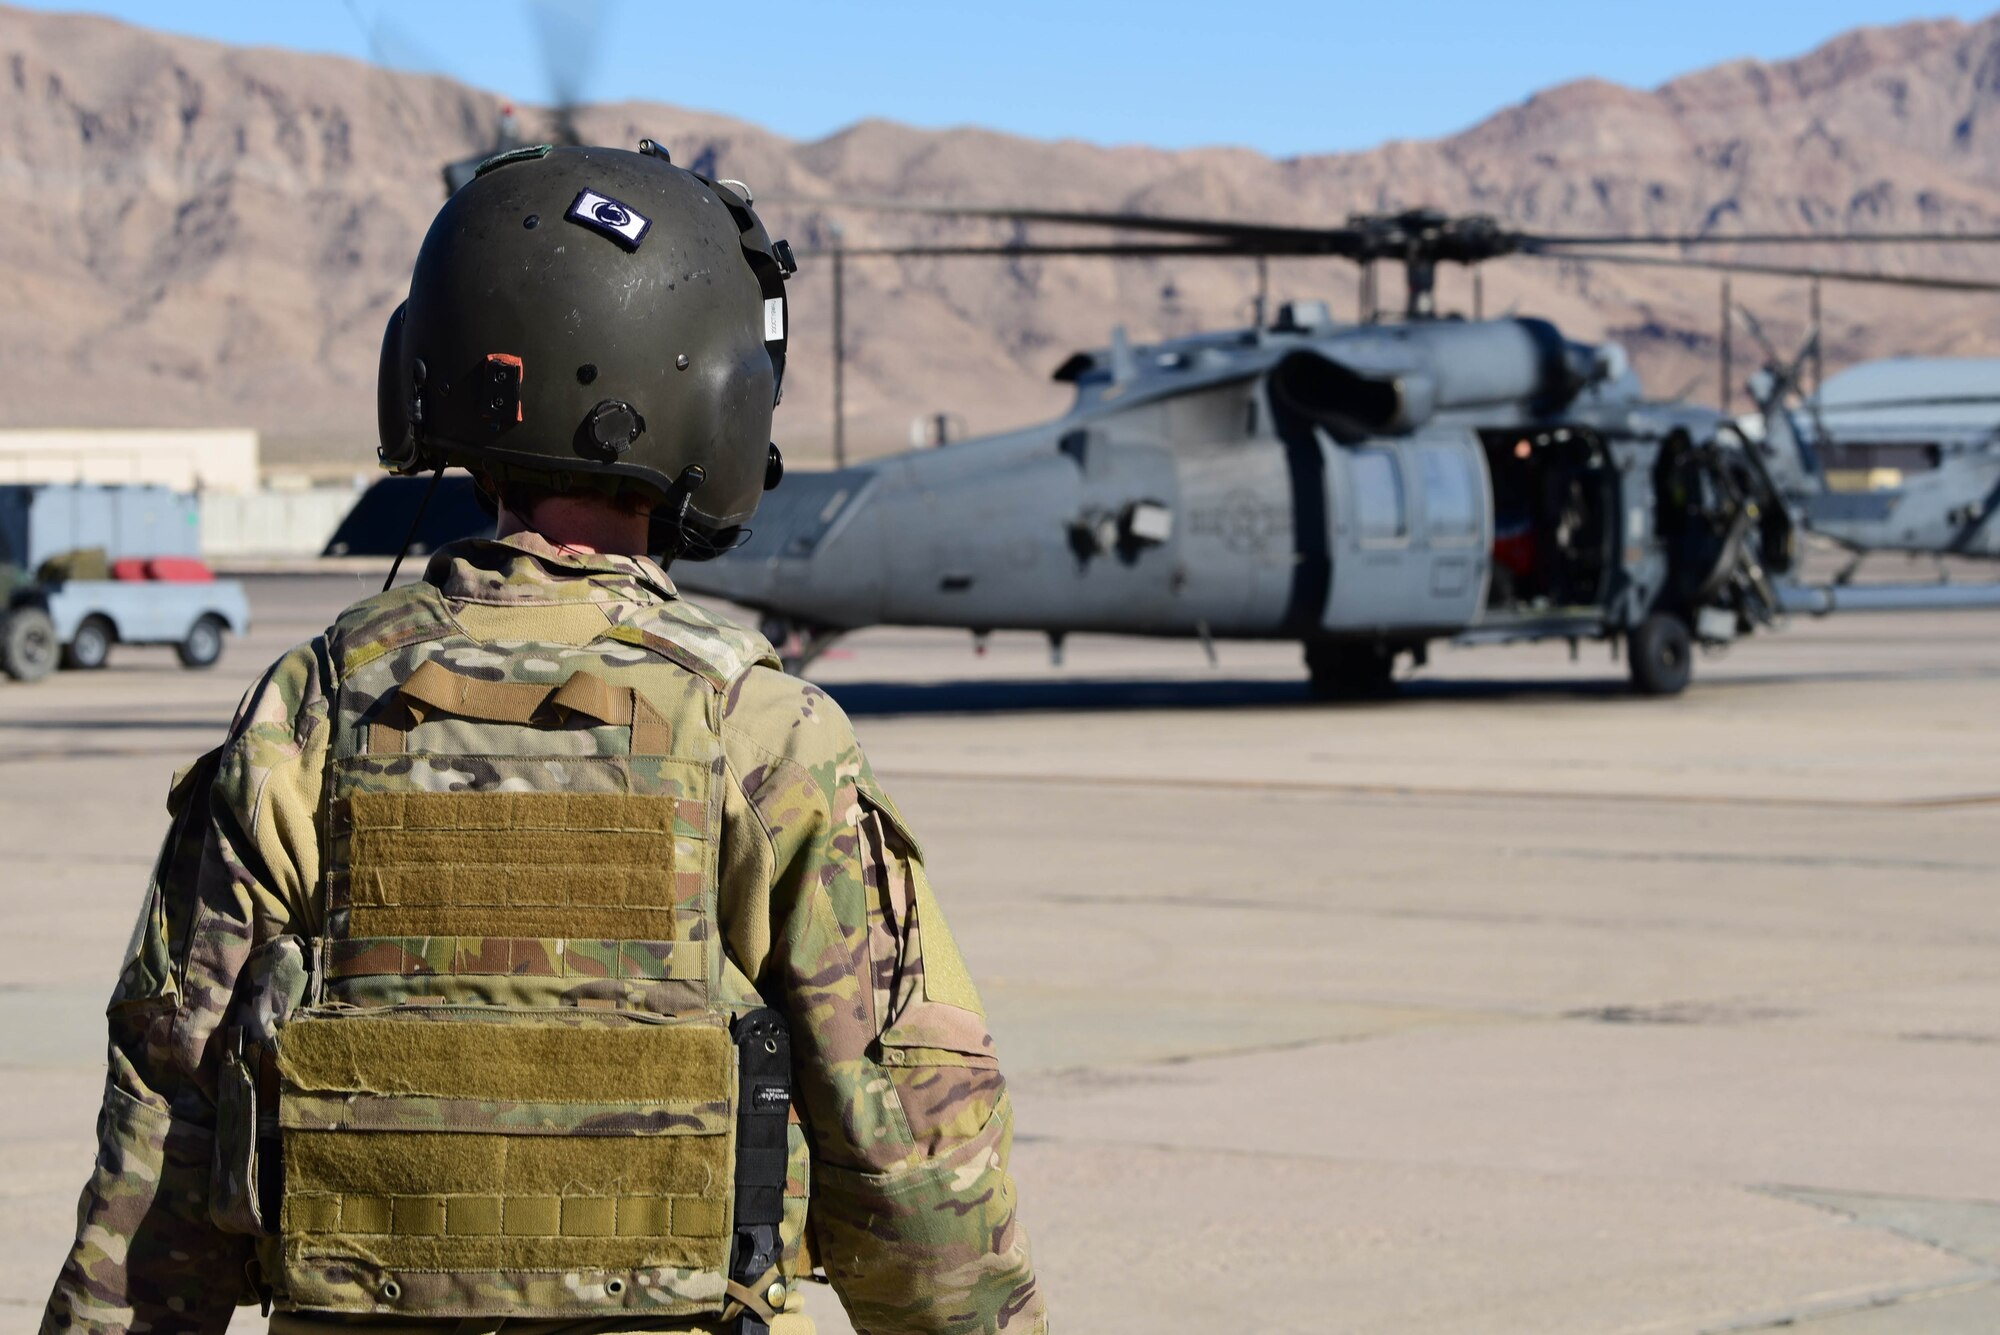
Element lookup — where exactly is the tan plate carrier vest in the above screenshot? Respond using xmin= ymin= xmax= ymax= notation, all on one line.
xmin=218 ymin=581 xmax=793 ymax=1322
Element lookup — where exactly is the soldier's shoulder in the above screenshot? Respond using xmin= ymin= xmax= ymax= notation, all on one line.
xmin=322 ymin=581 xmax=451 ymax=675
xmin=230 ymin=635 xmax=332 ymax=738
xmin=721 ymin=665 xmax=864 ymax=775
xmin=624 ymin=595 xmax=780 ymax=688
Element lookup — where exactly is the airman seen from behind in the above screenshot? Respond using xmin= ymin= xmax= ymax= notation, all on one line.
xmin=42 ymin=142 xmax=1045 ymax=1335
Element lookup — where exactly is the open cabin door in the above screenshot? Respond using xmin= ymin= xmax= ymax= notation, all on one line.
xmin=1320 ymin=425 xmax=1491 ymax=633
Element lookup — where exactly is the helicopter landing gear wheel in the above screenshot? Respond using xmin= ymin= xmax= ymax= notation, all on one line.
xmin=1305 ymin=641 xmax=1398 ymax=701
xmin=1628 ymin=613 xmax=1692 ymax=696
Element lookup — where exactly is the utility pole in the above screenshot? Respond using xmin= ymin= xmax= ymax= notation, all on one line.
xmin=1809 ymin=274 xmax=1823 ymax=401
xmin=1358 ymin=260 xmax=1375 ymax=323
xmin=830 ymin=223 xmax=846 ymax=470
xmin=1253 ymin=255 xmax=1268 ymax=328
xmin=1473 ymin=270 xmax=1484 ymax=322
xmin=1719 ymin=275 xmax=1732 ymax=415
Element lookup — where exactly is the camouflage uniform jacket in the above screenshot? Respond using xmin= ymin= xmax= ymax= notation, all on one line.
xmin=41 ymin=533 xmax=1045 ymax=1335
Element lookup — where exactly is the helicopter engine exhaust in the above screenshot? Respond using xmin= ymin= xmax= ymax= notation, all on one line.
xmin=1267 ymin=352 xmax=1429 ymax=441
xmin=1267 ymin=318 xmax=1587 ymax=445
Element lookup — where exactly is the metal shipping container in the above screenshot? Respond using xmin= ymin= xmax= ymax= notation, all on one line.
xmin=0 ymin=484 xmax=202 ymax=570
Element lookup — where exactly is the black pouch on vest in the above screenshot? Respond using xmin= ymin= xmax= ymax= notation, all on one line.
xmin=730 ymin=1008 xmax=791 ymax=1333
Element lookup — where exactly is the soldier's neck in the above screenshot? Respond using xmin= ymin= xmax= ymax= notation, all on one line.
xmin=496 ymin=496 xmax=652 ymax=557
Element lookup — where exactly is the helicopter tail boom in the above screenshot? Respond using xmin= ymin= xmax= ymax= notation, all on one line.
xmin=1776 ymin=580 xmax=2000 ymax=616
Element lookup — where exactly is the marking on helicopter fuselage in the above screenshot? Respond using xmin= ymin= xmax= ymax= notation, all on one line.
xmin=1189 ymin=491 xmax=1291 ymax=554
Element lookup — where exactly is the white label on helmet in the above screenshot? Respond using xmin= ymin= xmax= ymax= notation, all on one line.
xmin=566 ymin=189 xmax=651 ymax=251
xmin=764 ymin=297 xmax=785 ymax=342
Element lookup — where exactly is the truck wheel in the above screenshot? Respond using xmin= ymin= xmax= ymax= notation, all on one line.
xmin=1 ymin=607 xmax=58 ymax=682
xmin=1305 ymin=641 xmax=1398 ymax=700
xmin=1629 ymin=613 xmax=1693 ymax=696
xmin=177 ymin=615 xmax=226 ymax=669
xmin=62 ymin=616 xmax=113 ymax=670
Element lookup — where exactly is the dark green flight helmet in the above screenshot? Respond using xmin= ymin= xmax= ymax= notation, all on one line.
xmin=378 ymin=141 xmax=796 ymax=551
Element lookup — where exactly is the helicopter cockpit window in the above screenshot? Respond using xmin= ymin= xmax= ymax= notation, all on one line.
xmin=1419 ymin=446 xmax=1478 ymax=540
xmin=1818 ymin=440 xmax=1943 ymax=474
xmin=1350 ymin=448 xmax=1407 ymax=543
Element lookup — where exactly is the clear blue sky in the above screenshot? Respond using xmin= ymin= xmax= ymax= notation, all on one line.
xmin=19 ymin=1 xmax=1999 ymax=156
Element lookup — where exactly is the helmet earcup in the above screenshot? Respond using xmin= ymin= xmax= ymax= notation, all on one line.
xmin=375 ymin=301 xmax=417 ymax=471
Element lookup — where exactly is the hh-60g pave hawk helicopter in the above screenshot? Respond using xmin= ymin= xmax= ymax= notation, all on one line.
xmin=673 ymin=203 xmax=2000 ymax=697
xmin=1745 ymin=342 xmax=2000 ymax=580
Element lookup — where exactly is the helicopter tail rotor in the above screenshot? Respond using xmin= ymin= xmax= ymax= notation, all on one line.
xmin=1735 ymin=310 xmax=1828 ymax=500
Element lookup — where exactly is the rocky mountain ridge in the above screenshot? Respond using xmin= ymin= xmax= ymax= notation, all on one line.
xmin=4 ymin=4 xmax=2000 ymax=467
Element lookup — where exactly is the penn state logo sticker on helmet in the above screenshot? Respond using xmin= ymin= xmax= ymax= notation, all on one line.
xmin=566 ymin=189 xmax=651 ymax=251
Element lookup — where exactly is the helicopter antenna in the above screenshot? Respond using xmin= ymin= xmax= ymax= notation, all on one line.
xmin=1808 ymin=275 xmax=1824 ymax=400
xmin=830 ymin=221 xmax=846 ymax=470
xmin=1719 ymin=277 xmax=1733 ymax=414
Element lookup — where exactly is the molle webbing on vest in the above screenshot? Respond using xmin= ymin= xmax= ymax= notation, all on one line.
xmin=276 ymin=1016 xmax=735 ymax=1309
xmin=277 ymin=1016 xmax=729 ymax=1101
xmin=288 ymin=580 xmax=751 ymax=1317
xmin=344 ymin=791 xmax=677 ymax=940
xmin=326 ymin=936 xmax=701 ymax=983
xmin=368 ymin=660 xmax=671 ymax=755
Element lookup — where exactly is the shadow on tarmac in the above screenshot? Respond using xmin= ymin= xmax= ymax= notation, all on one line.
xmin=827 ymin=677 xmax=1312 ymax=716
xmin=823 ymin=675 xmax=1643 ymax=717
xmin=822 ymin=662 xmax=1996 ymax=717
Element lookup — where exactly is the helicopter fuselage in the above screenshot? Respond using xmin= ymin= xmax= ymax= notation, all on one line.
xmin=680 ymin=312 xmax=1807 ymax=694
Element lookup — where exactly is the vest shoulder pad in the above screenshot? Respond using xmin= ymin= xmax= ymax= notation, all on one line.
xmin=324 ymin=582 xmax=457 ymax=678
xmin=608 ymin=598 xmax=780 ymax=689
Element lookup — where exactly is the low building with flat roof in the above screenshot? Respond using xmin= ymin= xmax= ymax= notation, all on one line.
xmin=0 ymin=429 xmax=259 ymax=494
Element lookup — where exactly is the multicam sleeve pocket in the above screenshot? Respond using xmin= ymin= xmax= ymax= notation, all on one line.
xmin=856 ymin=789 xmax=1008 ymax=1160
xmin=877 ymin=999 xmax=1004 ymax=1160
xmin=209 ymin=1036 xmax=268 ymax=1235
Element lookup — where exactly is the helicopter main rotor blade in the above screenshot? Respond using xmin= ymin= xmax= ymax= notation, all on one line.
xmin=1530 ymin=229 xmax=2000 ymax=247
xmin=1530 ymin=247 xmax=2000 ymax=292
xmin=800 ymin=241 xmax=1263 ymax=258
xmin=526 ymin=0 xmax=607 ymax=145
xmin=779 ymin=196 xmax=2000 ymax=254
xmin=818 ymin=236 xmax=2000 ymax=291
xmin=784 ymin=196 xmax=2000 ymax=294
xmin=772 ymin=195 xmax=2000 ymax=252
xmin=776 ymin=197 xmax=1363 ymax=250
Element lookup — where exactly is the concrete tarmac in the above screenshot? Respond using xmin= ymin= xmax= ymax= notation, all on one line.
xmin=4 ymin=570 xmax=2000 ymax=1333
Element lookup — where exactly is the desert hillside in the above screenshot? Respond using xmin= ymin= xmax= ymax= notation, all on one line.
xmin=5 ymin=5 xmax=2000 ymax=468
